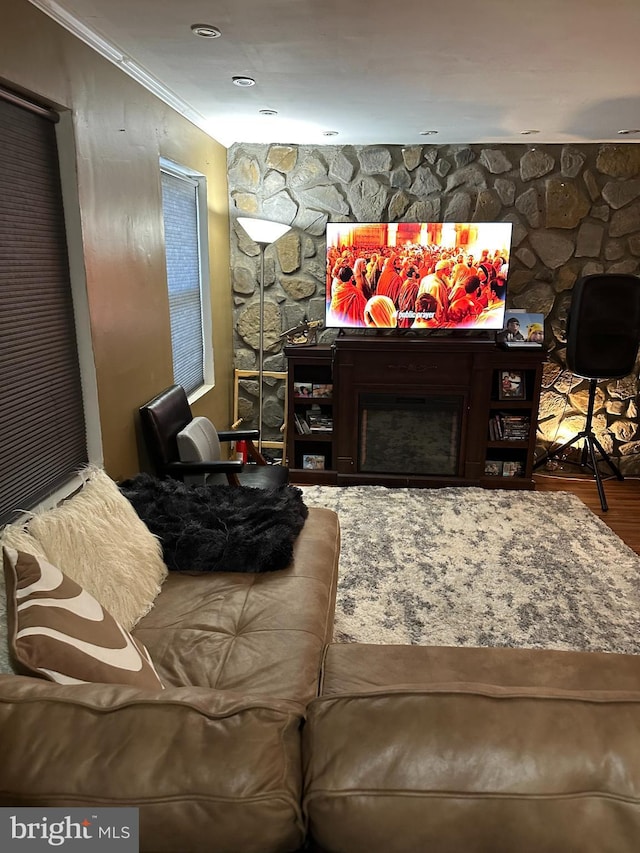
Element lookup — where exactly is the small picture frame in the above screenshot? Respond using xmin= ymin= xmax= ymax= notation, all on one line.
xmin=502 ymin=460 xmax=524 ymax=477
xmin=496 ymin=312 xmax=545 ymax=347
xmin=312 ymin=383 xmax=333 ymax=398
xmin=484 ymin=459 xmax=503 ymax=476
xmin=293 ymin=382 xmax=313 ymax=398
xmin=303 ymin=454 xmax=325 ymax=470
xmin=498 ymin=370 xmax=526 ymax=400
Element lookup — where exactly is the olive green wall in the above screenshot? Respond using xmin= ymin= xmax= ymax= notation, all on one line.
xmin=1 ymin=1 xmax=233 ymax=482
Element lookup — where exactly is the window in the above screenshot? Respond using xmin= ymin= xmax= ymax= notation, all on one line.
xmin=160 ymin=159 xmax=213 ymax=395
xmin=0 ymin=90 xmax=89 ymax=525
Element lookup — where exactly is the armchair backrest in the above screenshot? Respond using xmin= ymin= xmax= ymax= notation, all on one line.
xmin=139 ymin=384 xmax=193 ymax=476
xmin=177 ymin=417 xmax=222 ymax=463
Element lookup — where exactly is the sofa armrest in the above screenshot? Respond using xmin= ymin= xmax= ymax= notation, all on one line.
xmin=0 ymin=675 xmax=305 ymax=853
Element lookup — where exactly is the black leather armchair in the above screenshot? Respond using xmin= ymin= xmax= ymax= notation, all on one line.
xmin=139 ymin=384 xmax=288 ymax=488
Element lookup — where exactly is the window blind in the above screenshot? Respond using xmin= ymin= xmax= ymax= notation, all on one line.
xmin=160 ymin=170 xmax=204 ymax=394
xmin=0 ymin=95 xmax=87 ymax=525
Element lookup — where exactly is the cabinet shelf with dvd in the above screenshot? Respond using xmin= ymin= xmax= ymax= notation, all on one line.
xmin=285 ymin=345 xmax=337 ymax=484
xmin=481 ymin=352 xmax=545 ymax=489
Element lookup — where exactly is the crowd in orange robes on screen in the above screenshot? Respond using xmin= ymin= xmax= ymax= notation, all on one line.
xmin=326 ymin=242 xmax=508 ymax=329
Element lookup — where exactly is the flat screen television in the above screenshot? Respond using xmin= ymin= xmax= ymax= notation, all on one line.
xmin=326 ymin=221 xmax=513 ymax=331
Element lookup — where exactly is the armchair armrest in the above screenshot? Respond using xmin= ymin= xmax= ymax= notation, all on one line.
xmin=0 ymin=675 xmax=305 ymax=853
xmin=217 ymin=429 xmax=267 ymax=465
xmin=164 ymin=459 xmax=244 ymax=486
xmin=217 ymin=428 xmax=260 ymax=443
xmin=164 ymin=460 xmax=243 ymax=475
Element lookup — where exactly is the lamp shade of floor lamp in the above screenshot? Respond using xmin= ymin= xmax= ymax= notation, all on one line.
xmin=237 ymin=217 xmax=292 ymax=453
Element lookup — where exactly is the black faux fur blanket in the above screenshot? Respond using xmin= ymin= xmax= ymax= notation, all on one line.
xmin=119 ymin=474 xmax=309 ymax=573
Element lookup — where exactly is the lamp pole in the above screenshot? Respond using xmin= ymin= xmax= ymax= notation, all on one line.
xmin=237 ymin=218 xmax=292 ymax=456
xmin=257 ymin=242 xmax=266 ymax=453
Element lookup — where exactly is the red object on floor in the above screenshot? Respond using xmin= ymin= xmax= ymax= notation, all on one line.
xmin=235 ymin=439 xmax=248 ymax=463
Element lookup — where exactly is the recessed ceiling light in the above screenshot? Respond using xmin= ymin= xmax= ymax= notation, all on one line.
xmin=520 ymin=129 xmax=540 ymax=135
xmin=190 ymin=24 xmax=221 ymax=38
xmin=419 ymin=130 xmax=438 ymax=136
xmin=259 ymin=109 xmax=278 ymax=116
xmin=322 ymin=130 xmax=339 ymax=137
xmin=232 ymin=76 xmax=256 ymax=87
xmin=618 ymin=129 xmax=640 ymax=135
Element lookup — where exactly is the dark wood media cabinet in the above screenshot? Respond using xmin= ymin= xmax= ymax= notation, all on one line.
xmin=285 ymin=337 xmax=546 ymax=489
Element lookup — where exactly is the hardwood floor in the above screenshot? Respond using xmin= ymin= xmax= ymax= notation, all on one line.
xmin=533 ymin=471 xmax=640 ymax=556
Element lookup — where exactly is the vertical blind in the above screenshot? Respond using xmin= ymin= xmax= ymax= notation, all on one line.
xmin=0 ymin=94 xmax=87 ymax=525
xmin=160 ymin=170 xmax=204 ymax=394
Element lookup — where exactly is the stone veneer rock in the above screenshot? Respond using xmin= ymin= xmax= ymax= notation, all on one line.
xmin=228 ymin=142 xmax=640 ymax=474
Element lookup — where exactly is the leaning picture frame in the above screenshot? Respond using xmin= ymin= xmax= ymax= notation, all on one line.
xmin=293 ymin=382 xmax=313 ymax=397
xmin=303 ymin=454 xmax=325 ymax=470
xmin=498 ymin=369 xmax=526 ymax=400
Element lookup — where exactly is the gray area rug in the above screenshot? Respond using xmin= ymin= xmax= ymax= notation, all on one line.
xmin=301 ymin=485 xmax=640 ymax=654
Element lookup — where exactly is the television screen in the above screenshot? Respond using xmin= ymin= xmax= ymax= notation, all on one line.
xmin=326 ymin=221 xmax=513 ymax=330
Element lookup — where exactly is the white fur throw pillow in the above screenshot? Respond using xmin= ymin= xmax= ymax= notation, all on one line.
xmin=6 ymin=467 xmax=168 ymax=631
xmin=0 ymin=525 xmax=47 ymax=558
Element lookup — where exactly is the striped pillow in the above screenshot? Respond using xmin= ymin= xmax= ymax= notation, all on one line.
xmin=2 ymin=547 xmax=163 ymax=690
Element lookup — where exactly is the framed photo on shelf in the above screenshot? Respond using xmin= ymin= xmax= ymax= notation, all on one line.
xmin=293 ymin=382 xmax=313 ymax=398
xmin=496 ymin=311 xmax=544 ymax=348
xmin=303 ymin=454 xmax=325 ymax=470
xmin=484 ymin=459 xmax=503 ymax=476
xmin=498 ymin=370 xmax=526 ymax=400
xmin=502 ymin=460 xmax=524 ymax=477
xmin=312 ymin=383 xmax=333 ymax=398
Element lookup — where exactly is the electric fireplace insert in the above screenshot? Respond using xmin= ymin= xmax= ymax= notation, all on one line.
xmin=359 ymin=393 xmax=463 ymax=476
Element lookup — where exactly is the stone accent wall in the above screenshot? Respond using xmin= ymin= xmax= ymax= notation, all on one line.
xmin=228 ymin=142 xmax=640 ymax=473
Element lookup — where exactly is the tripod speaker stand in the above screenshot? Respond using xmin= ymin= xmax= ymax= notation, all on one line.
xmin=533 ymin=273 xmax=640 ymax=512
xmin=534 ymin=377 xmax=622 ymax=511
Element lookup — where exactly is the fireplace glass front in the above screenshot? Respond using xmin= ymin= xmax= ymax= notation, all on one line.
xmin=359 ymin=393 xmax=463 ymax=476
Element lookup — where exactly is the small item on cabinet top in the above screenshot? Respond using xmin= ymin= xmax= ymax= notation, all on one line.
xmin=280 ymin=318 xmax=323 ymax=346
xmin=496 ymin=311 xmax=544 ymax=349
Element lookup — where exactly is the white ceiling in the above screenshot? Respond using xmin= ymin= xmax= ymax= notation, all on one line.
xmin=31 ymin=0 xmax=640 ymax=148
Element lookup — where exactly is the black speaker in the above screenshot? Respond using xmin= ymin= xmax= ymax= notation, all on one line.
xmin=566 ymin=274 xmax=640 ymax=378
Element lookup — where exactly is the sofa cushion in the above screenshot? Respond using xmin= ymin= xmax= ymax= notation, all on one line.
xmin=133 ymin=505 xmax=341 ymax=704
xmin=303 ymin=642 xmax=640 ymax=853
xmin=2 ymin=467 xmax=168 ymax=630
xmin=3 ymin=547 xmax=164 ymax=690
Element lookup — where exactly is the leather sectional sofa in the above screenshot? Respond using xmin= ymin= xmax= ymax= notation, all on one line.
xmin=2 ymin=468 xmax=640 ymax=852
xmin=0 ymin=468 xmax=339 ymax=853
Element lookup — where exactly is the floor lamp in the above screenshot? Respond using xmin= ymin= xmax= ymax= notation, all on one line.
xmin=237 ymin=217 xmax=292 ymax=453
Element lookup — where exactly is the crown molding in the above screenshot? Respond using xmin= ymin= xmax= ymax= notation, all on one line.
xmin=27 ymin=0 xmax=219 ymax=142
